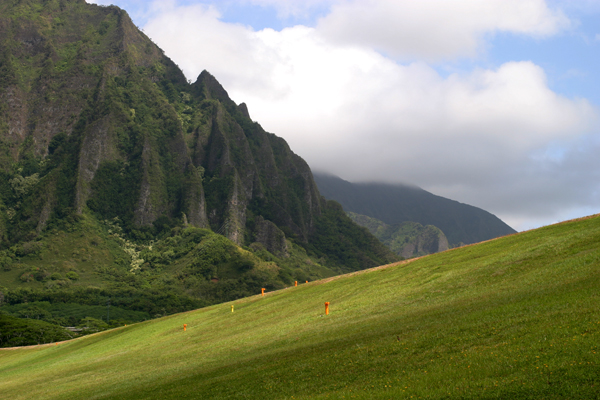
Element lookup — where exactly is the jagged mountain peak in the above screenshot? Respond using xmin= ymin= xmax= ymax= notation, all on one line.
xmin=193 ymin=70 xmax=231 ymax=102
xmin=0 ymin=0 xmax=396 ymax=272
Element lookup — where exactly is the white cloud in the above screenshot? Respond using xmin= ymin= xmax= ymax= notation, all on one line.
xmin=144 ymin=3 xmax=294 ymax=97
xmin=240 ymin=0 xmax=338 ymax=18
xmin=142 ymin=1 xmax=599 ymax=231
xmin=318 ymin=0 xmax=571 ymax=60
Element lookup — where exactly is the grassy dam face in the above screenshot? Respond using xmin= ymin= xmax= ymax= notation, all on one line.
xmin=1 ymin=215 xmax=599 ymax=399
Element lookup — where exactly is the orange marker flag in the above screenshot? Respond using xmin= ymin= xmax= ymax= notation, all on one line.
xmin=184 ymin=324 xmax=187 ymax=331
xmin=295 ymin=281 xmax=298 ymax=287
xmin=325 ymin=302 xmax=330 ymax=315
xmin=261 ymin=288 xmax=265 ymax=296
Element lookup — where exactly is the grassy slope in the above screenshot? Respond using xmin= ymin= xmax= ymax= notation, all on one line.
xmin=0 ymin=216 xmax=126 ymax=291
xmin=1 ymin=215 xmax=599 ymax=399
xmin=0 ymin=212 xmax=337 ymax=305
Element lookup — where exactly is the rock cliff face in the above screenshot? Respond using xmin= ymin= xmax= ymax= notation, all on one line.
xmin=185 ymin=70 xmax=323 ymax=245
xmin=253 ymin=216 xmax=289 ymax=258
xmin=0 ymin=0 xmax=395 ymax=270
xmin=1 ymin=0 xmax=193 ymax=236
xmin=347 ymin=212 xmax=449 ymax=258
xmin=397 ymin=223 xmax=449 ymax=259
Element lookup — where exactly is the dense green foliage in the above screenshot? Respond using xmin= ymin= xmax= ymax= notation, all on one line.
xmin=0 ymin=300 xmax=149 ymax=327
xmin=0 ymin=314 xmax=72 ymax=348
xmin=86 ymin=160 xmax=140 ymax=223
xmin=2 ymin=285 xmax=202 ymax=320
xmin=1 ymin=215 xmax=599 ymax=398
xmin=0 ymin=213 xmax=341 ymax=334
xmin=314 ymin=173 xmax=516 ymax=246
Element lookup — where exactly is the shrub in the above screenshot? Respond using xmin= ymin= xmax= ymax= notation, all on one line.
xmin=1 ymin=257 xmax=12 ymax=271
xmin=34 ymin=269 xmax=50 ymax=282
xmin=45 ymin=280 xmax=71 ymax=289
xmin=0 ymin=315 xmax=72 ymax=348
xmin=233 ymin=258 xmax=254 ymax=272
xmin=21 ymin=241 xmax=43 ymax=256
xmin=78 ymin=317 xmax=109 ymax=333
xmin=50 ymin=272 xmax=63 ymax=280
xmin=66 ymin=271 xmax=79 ymax=280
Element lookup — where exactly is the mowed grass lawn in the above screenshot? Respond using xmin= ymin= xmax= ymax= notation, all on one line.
xmin=1 ymin=215 xmax=599 ymax=399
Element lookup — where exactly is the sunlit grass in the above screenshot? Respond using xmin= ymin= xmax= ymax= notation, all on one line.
xmin=1 ymin=215 xmax=599 ymax=399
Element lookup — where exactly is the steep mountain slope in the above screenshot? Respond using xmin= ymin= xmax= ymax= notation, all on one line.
xmin=1 ymin=214 xmax=598 ymax=399
xmin=314 ymin=173 xmax=516 ymax=246
xmin=0 ymin=0 xmax=395 ymax=265
xmin=0 ymin=0 xmax=397 ymax=326
xmin=0 ymin=0 xmax=309 ymax=244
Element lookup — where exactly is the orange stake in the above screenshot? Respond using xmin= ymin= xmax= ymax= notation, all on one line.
xmin=231 ymin=305 xmax=234 ymax=313
xmin=295 ymin=281 xmax=298 ymax=287
xmin=183 ymin=324 xmax=187 ymax=332
xmin=261 ymin=288 xmax=265 ymax=296
xmin=325 ymin=302 xmax=330 ymax=315
xmin=306 ymin=280 xmax=308 ymax=283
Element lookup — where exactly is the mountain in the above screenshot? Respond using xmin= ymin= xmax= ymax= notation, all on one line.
xmin=1 ymin=0 xmax=318 ymax=246
xmin=314 ymin=173 xmax=516 ymax=246
xmin=0 ymin=0 xmax=397 ymax=321
xmin=347 ymin=211 xmax=449 ymax=258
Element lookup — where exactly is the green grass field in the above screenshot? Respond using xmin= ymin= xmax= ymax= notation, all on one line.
xmin=1 ymin=215 xmax=599 ymax=399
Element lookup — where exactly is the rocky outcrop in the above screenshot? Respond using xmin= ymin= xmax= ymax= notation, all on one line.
xmin=75 ymin=115 xmax=118 ymax=213
xmin=190 ymin=71 xmax=323 ymax=244
xmin=399 ymin=224 xmax=449 ymax=259
xmin=253 ymin=216 xmax=289 ymax=258
xmin=347 ymin=212 xmax=449 ymax=258
xmin=237 ymin=103 xmax=250 ymax=120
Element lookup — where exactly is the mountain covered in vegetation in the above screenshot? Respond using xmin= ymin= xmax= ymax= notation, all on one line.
xmin=314 ymin=173 xmax=516 ymax=247
xmin=0 ymin=0 xmax=397 ymax=334
xmin=347 ymin=211 xmax=448 ymax=258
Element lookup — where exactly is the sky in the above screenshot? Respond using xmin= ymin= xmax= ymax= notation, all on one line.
xmin=86 ymin=0 xmax=600 ymax=231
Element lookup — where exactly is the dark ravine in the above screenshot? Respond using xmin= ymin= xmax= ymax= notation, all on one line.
xmin=314 ymin=173 xmax=516 ymax=247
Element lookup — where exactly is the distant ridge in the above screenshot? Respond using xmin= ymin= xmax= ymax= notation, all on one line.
xmin=313 ymin=173 xmax=516 ymax=246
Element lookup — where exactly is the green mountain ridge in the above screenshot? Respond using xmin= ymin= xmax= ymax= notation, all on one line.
xmin=314 ymin=173 xmax=516 ymax=247
xmin=1 ymin=214 xmax=598 ymax=398
xmin=0 ymin=0 xmax=397 ymax=328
